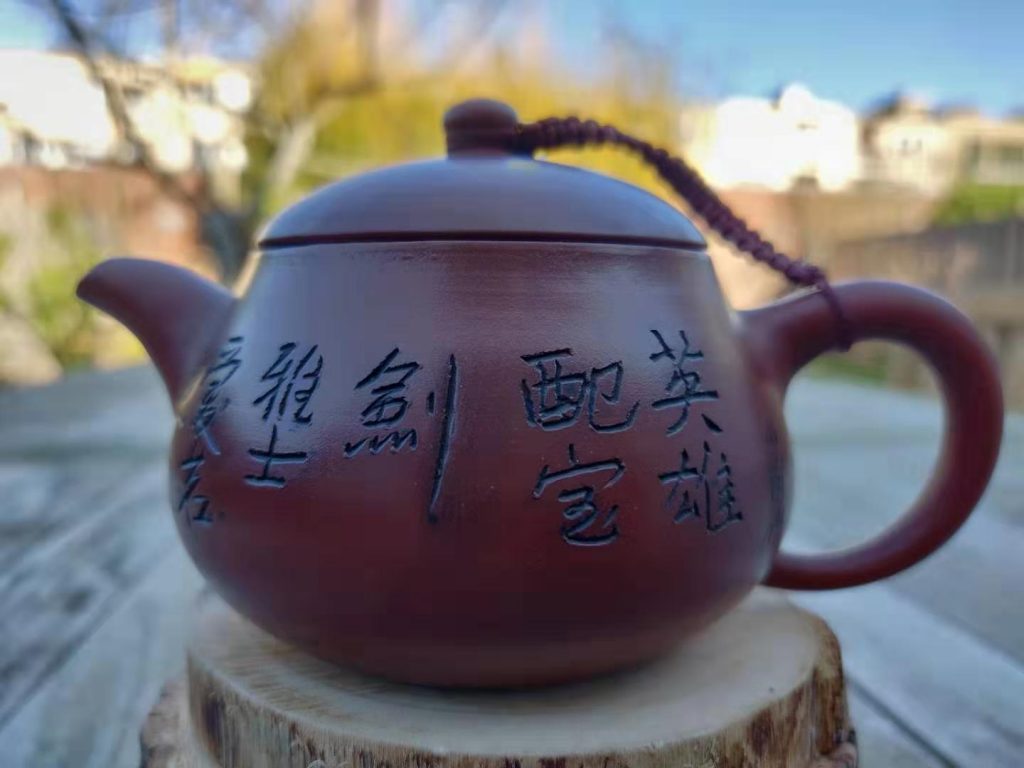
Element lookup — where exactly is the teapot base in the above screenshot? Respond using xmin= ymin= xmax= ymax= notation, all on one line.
xmin=147 ymin=589 xmax=854 ymax=767
xmin=227 ymin=588 xmax=748 ymax=689
xmin=302 ymin=621 xmax=696 ymax=690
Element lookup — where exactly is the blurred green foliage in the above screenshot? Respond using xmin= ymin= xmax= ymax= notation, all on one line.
xmin=7 ymin=2 xmax=686 ymax=381
xmin=4 ymin=206 xmax=145 ymax=379
xmin=0 ymin=235 xmax=10 ymax=313
xmin=24 ymin=208 xmax=102 ymax=370
xmin=804 ymin=352 xmax=888 ymax=387
xmin=933 ymin=184 xmax=1024 ymax=225
xmin=244 ymin=10 xmax=683 ymax=224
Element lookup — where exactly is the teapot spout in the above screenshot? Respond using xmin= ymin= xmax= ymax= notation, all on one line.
xmin=78 ymin=257 xmax=235 ymax=404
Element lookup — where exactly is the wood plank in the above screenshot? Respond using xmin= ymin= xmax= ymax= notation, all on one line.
xmin=786 ymin=376 xmax=1024 ymax=531
xmin=1 ymin=368 xmax=1013 ymax=765
xmin=0 ymin=365 xmax=170 ymax=461
xmin=0 ymin=365 xmax=163 ymax=430
xmin=786 ymin=499 xmax=1024 ymax=667
xmin=787 ymin=433 xmax=1022 ymax=541
xmin=0 ymin=548 xmax=205 ymax=768
xmin=786 ymin=377 xmax=948 ymax=442
xmin=885 ymin=513 xmax=1024 ymax=664
xmin=793 ymin=584 xmax=1024 ymax=765
xmin=785 ymin=378 xmax=1024 ymax=663
xmin=783 ymin=376 xmax=1024 ymax=763
xmin=0 ymin=462 xmax=175 ymax=728
xmin=846 ymin=687 xmax=949 ymax=768
xmin=789 ymin=477 xmax=1024 ymax=664
xmin=1 ymin=544 xmax=933 ymax=768
xmin=0 ymin=456 xmax=154 ymax=573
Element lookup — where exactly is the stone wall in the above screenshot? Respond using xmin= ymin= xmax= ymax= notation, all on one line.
xmin=830 ymin=218 xmax=1024 ymax=407
xmin=709 ymin=185 xmax=938 ymax=308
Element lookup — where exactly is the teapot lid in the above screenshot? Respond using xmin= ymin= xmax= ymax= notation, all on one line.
xmin=258 ymin=99 xmax=706 ymax=250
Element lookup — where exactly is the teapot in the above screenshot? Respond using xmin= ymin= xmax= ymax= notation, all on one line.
xmin=78 ymin=99 xmax=1003 ymax=687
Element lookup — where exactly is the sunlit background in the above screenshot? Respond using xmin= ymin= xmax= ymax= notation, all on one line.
xmin=0 ymin=0 xmax=1021 ymax=403
xmin=0 ymin=3 xmax=1022 ymax=766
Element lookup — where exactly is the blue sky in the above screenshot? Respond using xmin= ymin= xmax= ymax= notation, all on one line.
xmin=552 ymin=0 xmax=1024 ymax=114
xmin=3 ymin=0 xmax=1022 ymax=115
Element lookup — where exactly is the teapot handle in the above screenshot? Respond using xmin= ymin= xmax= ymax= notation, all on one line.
xmin=741 ymin=280 xmax=1003 ymax=589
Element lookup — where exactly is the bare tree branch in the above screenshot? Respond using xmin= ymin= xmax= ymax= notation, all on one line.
xmin=39 ymin=0 xmax=511 ymax=280
xmin=44 ymin=0 xmax=252 ymax=278
xmin=45 ymin=0 xmax=201 ymax=207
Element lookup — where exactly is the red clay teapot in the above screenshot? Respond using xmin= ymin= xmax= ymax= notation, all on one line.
xmin=78 ymin=99 xmax=1003 ymax=686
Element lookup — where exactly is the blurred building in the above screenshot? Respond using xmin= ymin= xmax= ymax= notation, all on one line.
xmin=0 ymin=49 xmax=250 ymax=386
xmin=680 ymin=84 xmax=861 ymax=193
xmin=863 ymin=94 xmax=1024 ymax=195
xmin=0 ymin=49 xmax=251 ymax=177
xmin=682 ymin=84 xmax=1024 ymax=198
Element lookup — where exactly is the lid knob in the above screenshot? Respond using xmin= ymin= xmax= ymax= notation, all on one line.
xmin=444 ymin=98 xmax=524 ymax=156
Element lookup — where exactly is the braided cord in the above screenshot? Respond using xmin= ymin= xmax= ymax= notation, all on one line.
xmin=515 ymin=116 xmax=853 ymax=350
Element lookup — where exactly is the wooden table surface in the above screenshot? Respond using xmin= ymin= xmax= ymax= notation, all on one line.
xmin=0 ymin=365 xmax=1020 ymax=767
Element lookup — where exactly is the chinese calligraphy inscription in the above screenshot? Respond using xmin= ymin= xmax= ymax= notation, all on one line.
xmin=245 ymin=342 xmax=322 ymax=489
xmin=658 ymin=441 xmax=742 ymax=532
xmin=178 ymin=335 xmax=244 ymax=524
xmin=344 ymin=347 xmax=421 ymax=457
xmin=344 ymin=347 xmax=459 ymax=523
xmin=524 ymin=329 xmax=744 ymax=547
xmin=651 ymin=329 xmax=742 ymax=533
xmin=533 ymin=444 xmax=624 ymax=546
xmin=520 ymin=349 xmax=639 ymax=433
xmin=179 ymin=328 xmax=741 ymax=540
xmin=521 ymin=348 xmax=637 ymax=548
xmin=649 ymin=330 xmax=720 ymax=436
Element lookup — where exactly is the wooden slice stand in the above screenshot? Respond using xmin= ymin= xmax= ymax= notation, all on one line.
xmin=142 ymin=591 xmax=857 ymax=768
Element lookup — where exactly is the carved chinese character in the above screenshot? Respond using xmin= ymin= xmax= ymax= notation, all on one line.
xmin=193 ymin=335 xmax=243 ymax=455
xmin=532 ymin=444 xmax=625 ymax=546
xmin=658 ymin=441 xmax=742 ymax=532
xmin=245 ymin=424 xmax=309 ymax=489
xmin=246 ymin=340 xmax=321 ymax=491
xmin=252 ymin=342 xmax=323 ymax=424
xmin=344 ymin=349 xmax=459 ymax=524
xmin=520 ymin=348 xmax=638 ymax=433
xmin=178 ymin=336 xmax=245 ymax=524
xmin=649 ymin=330 xmax=719 ymax=436
xmin=344 ymin=347 xmax=422 ymax=457
xmin=711 ymin=454 xmax=742 ymax=532
xmin=344 ymin=429 xmax=418 ymax=457
xmin=177 ymin=449 xmax=212 ymax=524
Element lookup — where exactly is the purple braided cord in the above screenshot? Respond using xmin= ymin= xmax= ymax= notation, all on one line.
xmin=515 ymin=116 xmax=853 ymax=350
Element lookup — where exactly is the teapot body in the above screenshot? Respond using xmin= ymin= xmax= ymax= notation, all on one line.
xmin=169 ymin=240 xmax=790 ymax=685
xmin=80 ymin=99 xmax=1002 ymax=686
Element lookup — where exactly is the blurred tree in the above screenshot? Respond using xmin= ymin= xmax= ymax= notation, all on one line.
xmin=0 ymin=235 xmax=10 ymax=314
xmin=38 ymin=0 xmax=685 ymax=281
xmin=0 ymin=207 xmax=115 ymax=372
xmin=251 ymin=2 xmax=685 ymax=217
xmin=22 ymin=208 xmax=103 ymax=369
xmin=933 ymin=184 xmax=1024 ymax=226
xmin=10 ymin=0 xmax=684 ymax=379
xmin=44 ymin=0 xmax=324 ymax=280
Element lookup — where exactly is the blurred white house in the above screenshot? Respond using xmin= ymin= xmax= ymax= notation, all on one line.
xmin=0 ymin=48 xmax=251 ymax=176
xmin=863 ymin=94 xmax=1024 ymax=195
xmin=681 ymin=84 xmax=1024 ymax=196
xmin=0 ymin=49 xmax=253 ymax=385
xmin=680 ymin=84 xmax=862 ymax=193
